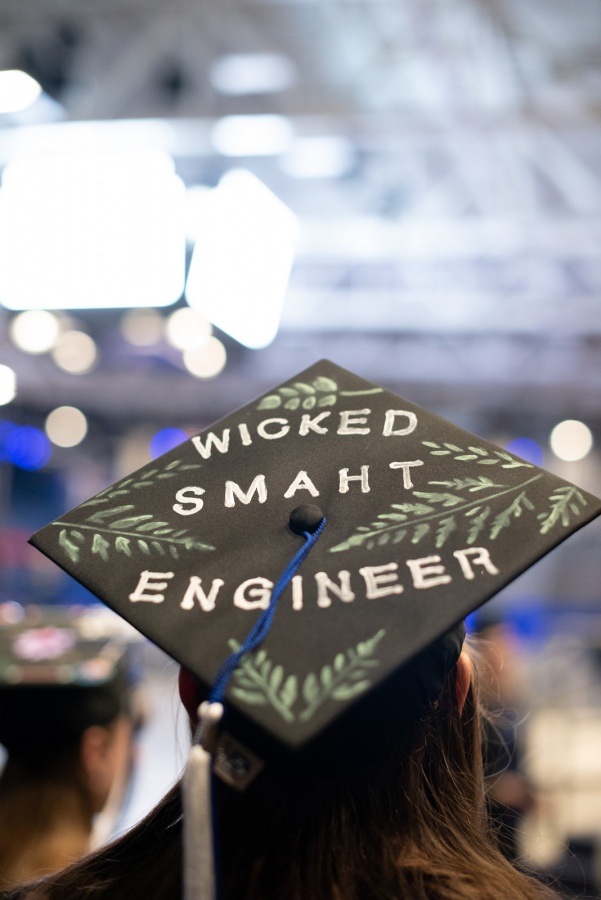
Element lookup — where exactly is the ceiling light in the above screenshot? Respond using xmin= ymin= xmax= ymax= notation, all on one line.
xmin=120 ymin=309 xmax=164 ymax=347
xmin=0 ymin=151 xmax=186 ymax=310
xmin=52 ymin=331 xmax=97 ymax=374
xmin=0 ymin=366 xmax=17 ymax=405
xmin=280 ymin=136 xmax=356 ymax=179
xmin=166 ymin=307 xmax=212 ymax=351
xmin=211 ymin=115 xmax=293 ymax=157
xmin=9 ymin=310 xmax=60 ymax=353
xmin=550 ymin=419 xmax=593 ymax=462
xmin=185 ymin=169 xmax=298 ymax=349
xmin=0 ymin=70 xmax=42 ymax=113
xmin=183 ymin=336 xmax=227 ymax=379
xmin=210 ymin=54 xmax=297 ymax=95
xmin=45 ymin=406 xmax=88 ymax=448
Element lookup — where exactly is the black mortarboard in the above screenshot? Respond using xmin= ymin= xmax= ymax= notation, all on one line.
xmin=0 ymin=605 xmax=138 ymax=762
xmin=29 ymin=360 xmax=601 ymax=776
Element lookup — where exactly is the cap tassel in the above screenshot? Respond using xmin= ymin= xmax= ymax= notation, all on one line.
xmin=184 ymin=516 xmax=326 ymax=900
xmin=184 ymin=701 xmax=223 ymax=900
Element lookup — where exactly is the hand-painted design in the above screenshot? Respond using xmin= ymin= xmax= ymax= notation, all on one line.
xmin=79 ymin=459 xmax=202 ymax=508
xmin=55 ymin=505 xmax=214 ymax=565
xmin=298 ymin=629 xmax=385 ymax=721
xmin=327 ymin=472 xmax=579 ymax=552
xmin=538 ymin=486 xmax=588 ymax=535
xmin=227 ymin=629 xmax=386 ymax=723
xmin=227 ymin=639 xmax=298 ymax=722
xmin=256 ymin=375 xmax=383 ymax=412
xmin=422 ymin=442 xmax=533 ymax=469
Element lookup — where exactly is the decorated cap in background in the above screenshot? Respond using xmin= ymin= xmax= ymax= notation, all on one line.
xmin=0 ymin=604 xmax=143 ymax=761
xmin=29 ymin=360 xmax=601 ymax=774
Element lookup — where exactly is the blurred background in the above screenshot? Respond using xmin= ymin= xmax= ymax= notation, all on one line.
xmin=0 ymin=0 xmax=601 ymax=894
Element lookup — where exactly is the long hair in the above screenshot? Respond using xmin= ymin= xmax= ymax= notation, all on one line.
xmin=0 ymin=674 xmax=135 ymax=890
xmin=2 ymin=659 xmax=555 ymax=900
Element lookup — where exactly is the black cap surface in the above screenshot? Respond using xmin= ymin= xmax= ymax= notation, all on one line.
xmin=29 ymin=361 xmax=601 ymax=764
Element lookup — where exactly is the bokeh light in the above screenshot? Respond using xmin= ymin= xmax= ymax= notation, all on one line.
xmin=120 ymin=309 xmax=164 ymax=347
xmin=183 ymin=336 xmax=227 ymax=379
xmin=45 ymin=406 xmax=88 ymax=448
xmin=149 ymin=427 xmax=188 ymax=459
xmin=5 ymin=425 xmax=51 ymax=470
xmin=505 ymin=437 xmax=544 ymax=467
xmin=166 ymin=308 xmax=212 ymax=351
xmin=9 ymin=310 xmax=60 ymax=354
xmin=0 ymin=365 xmax=16 ymax=405
xmin=0 ymin=70 xmax=42 ymax=113
xmin=550 ymin=419 xmax=593 ymax=462
xmin=52 ymin=331 xmax=97 ymax=374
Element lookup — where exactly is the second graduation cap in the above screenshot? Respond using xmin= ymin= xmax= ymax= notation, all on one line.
xmin=30 ymin=360 xmax=601 ymax=774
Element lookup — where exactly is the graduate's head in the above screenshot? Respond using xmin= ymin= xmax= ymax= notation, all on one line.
xmin=29 ymin=361 xmax=601 ymax=895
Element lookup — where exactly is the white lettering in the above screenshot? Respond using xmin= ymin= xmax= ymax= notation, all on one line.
xmin=383 ymin=410 xmax=418 ymax=437
xmin=453 ymin=547 xmax=499 ymax=580
xmin=339 ymin=466 xmax=370 ymax=494
xmin=315 ymin=570 xmax=355 ymax=608
xmin=291 ymin=574 xmax=303 ymax=611
xmin=389 ymin=460 xmax=424 ymax=489
xmin=128 ymin=570 xmax=174 ymax=604
xmin=191 ymin=430 xmax=230 ymax=459
xmin=359 ymin=563 xmax=404 ymax=599
xmin=238 ymin=423 xmax=252 ymax=446
xmin=284 ymin=470 xmax=320 ymax=499
xmin=406 ymin=556 xmax=451 ymax=590
xmin=299 ymin=412 xmax=331 ymax=436
xmin=256 ymin=418 xmax=290 ymax=440
xmin=225 ymin=474 xmax=267 ymax=508
xmin=173 ymin=486 xmax=205 ymax=516
xmin=338 ymin=409 xmax=371 ymax=435
xmin=234 ymin=577 xmax=273 ymax=610
xmin=180 ymin=576 xmax=224 ymax=611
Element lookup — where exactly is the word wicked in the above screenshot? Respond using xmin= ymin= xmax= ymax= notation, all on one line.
xmin=191 ymin=408 xmax=418 ymax=460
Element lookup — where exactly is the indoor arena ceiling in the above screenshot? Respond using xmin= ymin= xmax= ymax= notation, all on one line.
xmin=1 ymin=0 xmax=601 ymax=430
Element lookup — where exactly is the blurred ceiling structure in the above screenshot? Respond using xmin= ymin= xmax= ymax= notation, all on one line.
xmin=1 ymin=0 xmax=601 ymax=433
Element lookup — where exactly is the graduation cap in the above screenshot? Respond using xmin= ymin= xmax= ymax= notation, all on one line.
xmin=29 ymin=360 xmax=601 ymax=899
xmin=0 ymin=605 xmax=139 ymax=763
xmin=29 ymin=359 xmax=601 ymax=772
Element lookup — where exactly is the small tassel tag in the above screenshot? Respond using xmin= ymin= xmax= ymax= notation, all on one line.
xmin=183 ymin=702 xmax=223 ymax=900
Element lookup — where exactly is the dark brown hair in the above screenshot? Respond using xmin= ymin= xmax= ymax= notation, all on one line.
xmin=0 ymin=674 xmax=134 ymax=889
xmin=2 ymin=659 xmax=555 ymax=900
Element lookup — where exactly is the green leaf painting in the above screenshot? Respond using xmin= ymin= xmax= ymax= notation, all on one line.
xmin=330 ymin=472 xmax=589 ymax=552
xmin=256 ymin=374 xmax=383 ymax=411
xmin=79 ymin=458 xmax=202 ymax=507
xmin=537 ymin=486 xmax=588 ymax=535
xmin=228 ymin=629 xmax=386 ymax=722
xmin=422 ymin=442 xmax=533 ymax=469
xmin=53 ymin=458 xmax=213 ymax=565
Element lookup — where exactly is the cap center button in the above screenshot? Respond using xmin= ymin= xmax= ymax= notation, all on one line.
xmin=289 ymin=504 xmax=325 ymax=535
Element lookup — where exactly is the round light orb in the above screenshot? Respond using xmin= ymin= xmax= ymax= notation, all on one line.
xmin=166 ymin=308 xmax=212 ymax=351
xmin=52 ymin=331 xmax=97 ymax=374
xmin=183 ymin=336 xmax=227 ymax=379
xmin=505 ymin=437 xmax=544 ymax=468
xmin=9 ymin=310 xmax=60 ymax=354
xmin=45 ymin=406 xmax=88 ymax=448
xmin=6 ymin=426 xmax=51 ymax=470
xmin=0 ymin=365 xmax=16 ymax=405
xmin=0 ymin=70 xmax=42 ymax=114
xmin=149 ymin=427 xmax=188 ymax=460
xmin=120 ymin=309 xmax=164 ymax=347
xmin=550 ymin=419 xmax=593 ymax=462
